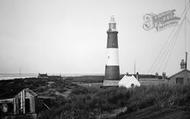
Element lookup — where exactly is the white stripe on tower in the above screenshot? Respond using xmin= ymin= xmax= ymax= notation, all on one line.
xmin=106 ymin=48 xmax=119 ymax=66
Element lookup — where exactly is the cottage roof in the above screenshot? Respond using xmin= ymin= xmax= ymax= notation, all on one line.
xmin=119 ymin=75 xmax=140 ymax=88
xmin=0 ymin=88 xmax=37 ymax=100
xmin=169 ymin=69 xmax=190 ymax=79
xmin=126 ymin=74 xmax=163 ymax=79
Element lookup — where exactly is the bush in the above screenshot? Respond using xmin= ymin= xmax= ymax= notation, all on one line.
xmin=39 ymin=84 xmax=190 ymax=119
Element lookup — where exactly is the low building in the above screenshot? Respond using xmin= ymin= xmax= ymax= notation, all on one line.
xmin=126 ymin=73 xmax=167 ymax=86
xmin=0 ymin=88 xmax=55 ymax=119
xmin=38 ymin=73 xmax=48 ymax=79
xmin=38 ymin=73 xmax=62 ymax=79
xmin=119 ymin=75 xmax=140 ymax=88
xmin=168 ymin=69 xmax=190 ymax=85
xmin=0 ymin=88 xmax=37 ymax=119
xmin=168 ymin=54 xmax=190 ymax=86
xmin=138 ymin=74 xmax=167 ymax=86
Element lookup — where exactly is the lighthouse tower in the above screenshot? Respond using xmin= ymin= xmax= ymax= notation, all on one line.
xmin=103 ymin=16 xmax=120 ymax=86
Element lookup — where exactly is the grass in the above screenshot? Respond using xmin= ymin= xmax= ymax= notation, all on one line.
xmin=1 ymin=77 xmax=190 ymax=119
xmin=40 ymin=84 xmax=190 ymax=119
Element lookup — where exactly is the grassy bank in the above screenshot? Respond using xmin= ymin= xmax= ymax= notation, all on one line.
xmin=0 ymin=77 xmax=77 ymax=98
xmin=39 ymin=84 xmax=190 ymax=119
xmin=0 ymin=77 xmax=190 ymax=119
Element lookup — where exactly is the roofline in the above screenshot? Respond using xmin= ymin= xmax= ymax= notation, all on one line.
xmin=25 ymin=88 xmax=38 ymax=96
xmin=0 ymin=98 xmax=14 ymax=103
xmin=38 ymin=96 xmax=56 ymax=99
xmin=169 ymin=69 xmax=190 ymax=79
xmin=1 ymin=88 xmax=38 ymax=99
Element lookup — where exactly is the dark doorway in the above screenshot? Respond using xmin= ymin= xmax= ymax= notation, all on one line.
xmin=25 ymin=99 xmax=30 ymax=113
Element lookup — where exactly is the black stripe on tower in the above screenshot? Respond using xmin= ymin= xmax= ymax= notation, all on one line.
xmin=105 ymin=66 xmax=120 ymax=80
xmin=107 ymin=31 xmax=118 ymax=48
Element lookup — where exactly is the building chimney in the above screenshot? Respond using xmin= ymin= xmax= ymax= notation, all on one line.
xmin=180 ymin=59 xmax=186 ymax=70
xmin=162 ymin=72 xmax=166 ymax=79
xmin=136 ymin=72 xmax=139 ymax=81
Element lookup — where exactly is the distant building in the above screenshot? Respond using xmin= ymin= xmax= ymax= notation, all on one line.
xmin=38 ymin=73 xmax=48 ymax=79
xmin=130 ymin=73 xmax=167 ymax=86
xmin=38 ymin=73 xmax=62 ymax=80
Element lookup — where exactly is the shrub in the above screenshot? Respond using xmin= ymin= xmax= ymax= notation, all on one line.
xmin=39 ymin=84 xmax=190 ymax=119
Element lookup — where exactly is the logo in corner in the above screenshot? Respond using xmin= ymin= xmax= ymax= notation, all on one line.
xmin=143 ymin=9 xmax=180 ymax=31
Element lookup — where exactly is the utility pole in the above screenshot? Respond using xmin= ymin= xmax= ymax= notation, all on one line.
xmin=185 ymin=52 xmax=188 ymax=69
xmin=19 ymin=67 xmax=21 ymax=75
xmin=134 ymin=61 xmax=136 ymax=74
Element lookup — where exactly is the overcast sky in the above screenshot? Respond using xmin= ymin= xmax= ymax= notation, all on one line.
xmin=0 ymin=0 xmax=189 ymax=76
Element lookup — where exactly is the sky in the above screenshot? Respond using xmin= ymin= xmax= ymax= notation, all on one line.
xmin=0 ymin=0 xmax=189 ymax=76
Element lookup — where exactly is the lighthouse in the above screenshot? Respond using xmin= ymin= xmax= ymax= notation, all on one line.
xmin=103 ymin=16 xmax=120 ymax=86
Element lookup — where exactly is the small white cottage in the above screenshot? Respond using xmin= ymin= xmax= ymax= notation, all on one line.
xmin=118 ymin=75 xmax=140 ymax=88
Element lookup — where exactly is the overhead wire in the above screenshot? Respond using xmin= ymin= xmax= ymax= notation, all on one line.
xmin=162 ymin=19 xmax=184 ymax=72
xmin=148 ymin=27 xmax=176 ymax=73
xmin=162 ymin=5 xmax=190 ymax=72
xmin=148 ymin=3 xmax=189 ymax=74
xmin=150 ymin=8 xmax=187 ymax=73
xmin=184 ymin=0 xmax=189 ymax=53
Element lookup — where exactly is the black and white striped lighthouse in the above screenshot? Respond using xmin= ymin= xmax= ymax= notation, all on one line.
xmin=103 ymin=16 xmax=120 ymax=86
